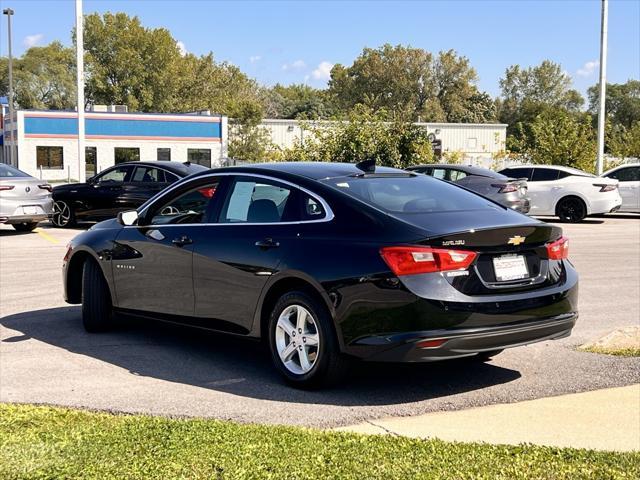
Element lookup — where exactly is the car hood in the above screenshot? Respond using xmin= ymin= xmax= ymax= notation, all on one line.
xmin=53 ymin=182 xmax=88 ymax=192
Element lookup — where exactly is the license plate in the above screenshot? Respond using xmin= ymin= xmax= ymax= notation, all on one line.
xmin=493 ymin=255 xmax=529 ymax=282
xmin=22 ymin=206 xmax=39 ymax=215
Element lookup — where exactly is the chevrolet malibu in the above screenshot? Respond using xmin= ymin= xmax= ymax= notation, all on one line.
xmin=63 ymin=161 xmax=579 ymax=388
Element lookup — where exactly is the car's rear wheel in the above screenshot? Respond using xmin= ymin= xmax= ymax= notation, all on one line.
xmin=556 ymin=196 xmax=587 ymax=223
xmin=268 ymin=291 xmax=348 ymax=388
xmin=51 ymin=200 xmax=76 ymax=227
xmin=82 ymin=259 xmax=113 ymax=332
xmin=12 ymin=222 xmax=38 ymax=232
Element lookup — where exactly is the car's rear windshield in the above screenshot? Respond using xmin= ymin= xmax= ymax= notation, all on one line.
xmin=0 ymin=164 xmax=30 ymax=178
xmin=320 ymin=174 xmax=499 ymax=213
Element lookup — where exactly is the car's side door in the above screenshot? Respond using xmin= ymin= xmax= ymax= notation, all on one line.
xmin=526 ymin=168 xmax=562 ymax=215
xmin=190 ymin=175 xmax=307 ymax=332
xmin=82 ymin=165 xmax=133 ymax=220
xmin=605 ymin=166 xmax=640 ymax=212
xmin=112 ymin=176 xmax=224 ymax=316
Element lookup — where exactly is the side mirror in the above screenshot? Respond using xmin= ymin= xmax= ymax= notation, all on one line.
xmin=117 ymin=210 xmax=139 ymax=226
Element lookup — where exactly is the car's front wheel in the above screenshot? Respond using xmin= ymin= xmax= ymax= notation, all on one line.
xmin=268 ymin=291 xmax=348 ymax=388
xmin=51 ymin=200 xmax=76 ymax=227
xmin=12 ymin=222 xmax=38 ymax=232
xmin=82 ymin=259 xmax=113 ymax=332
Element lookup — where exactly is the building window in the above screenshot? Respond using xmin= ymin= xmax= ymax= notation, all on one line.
xmin=187 ymin=148 xmax=211 ymax=167
xmin=157 ymin=148 xmax=171 ymax=161
xmin=36 ymin=146 xmax=64 ymax=170
xmin=114 ymin=147 xmax=140 ymax=164
xmin=86 ymin=147 xmax=97 ymax=176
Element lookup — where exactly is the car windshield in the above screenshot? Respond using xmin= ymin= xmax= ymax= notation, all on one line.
xmin=320 ymin=173 xmax=499 ymax=213
xmin=0 ymin=164 xmax=31 ymax=178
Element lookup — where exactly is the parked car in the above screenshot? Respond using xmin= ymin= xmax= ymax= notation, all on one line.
xmin=0 ymin=164 xmax=53 ymax=232
xmin=63 ymin=161 xmax=578 ymax=388
xmin=498 ymin=165 xmax=621 ymax=222
xmin=51 ymin=161 xmax=207 ymax=227
xmin=407 ymin=164 xmax=530 ymax=213
xmin=601 ymin=163 xmax=639 ymax=213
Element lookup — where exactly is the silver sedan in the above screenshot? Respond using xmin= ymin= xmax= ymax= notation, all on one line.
xmin=0 ymin=164 xmax=53 ymax=232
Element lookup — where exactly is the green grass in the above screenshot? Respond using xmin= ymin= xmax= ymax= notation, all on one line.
xmin=579 ymin=346 xmax=640 ymax=357
xmin=1 ymin=404 xmax=638 ymax=480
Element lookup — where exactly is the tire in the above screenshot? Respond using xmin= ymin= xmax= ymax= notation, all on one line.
xmin=12 ymin=222 xmax=38 ymax=232
xmin=51 ymin=200 xmax=76 ymax=227
xmin=475 ymin=349 xmax=504 ymax=362
xmin=268 ymin=291 xmax=349 ymax=389
xmin=556 ymin=196 xmax=587 ymax=223
xmin=82 ymin=259 xmax=113 ymax=332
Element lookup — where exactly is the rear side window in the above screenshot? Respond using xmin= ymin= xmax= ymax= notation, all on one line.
xmin=321 ymin=174 xmax=497 ymax=213
xmin=607 ymin=167 xmax=639 ymax=182
xmin=531 ymin=168 xmax=560 ymax=182
xmin=449 ymin=169 xmax=468 ymax=181
xmin=432 ymin=168 xmax=447 ymax=180
xmin=220 ymin=178 xmax=294 ymax=223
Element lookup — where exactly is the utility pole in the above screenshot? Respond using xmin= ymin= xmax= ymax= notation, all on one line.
xmin=75 ymin=0 xmax=86 ymax=182
xmin=596 ymin=0 xmax=608 ymax=175
xmin=3 ymin=7 xmax=15 ymax=166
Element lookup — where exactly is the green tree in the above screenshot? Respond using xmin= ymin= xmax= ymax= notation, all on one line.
xmin=509 ymin=108 xmax=596 ymax=171
xmin=607 ymin=122 xmax=640 ymax=158
xmin=260 ymin=84 xmax=332 ymax=119
xmin=498 ymin=60 xmax=584 ymax=127
xmin=0 ymin=42 xmax=75 ymax=109
xmin=588 ymin=80 xmax=640 ymax=129
xmin=228 ymin=100 xmax=273 ymax=162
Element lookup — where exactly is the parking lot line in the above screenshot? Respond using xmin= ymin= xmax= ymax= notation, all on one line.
xmin=34 ymin=228 xmax=60 ymax=245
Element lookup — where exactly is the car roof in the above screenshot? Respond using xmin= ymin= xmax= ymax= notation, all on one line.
xmin=211 ymin=161 xmax=406 ymax=180
xmin=407 ymin=164 xmax=503 ymax=178
xmin=602 ymin=163 xmax=640 ymax=175
xmin=113 ymin=161 xmax=207 ymax=176
xmin=501 ymin=164 xmax=592 ymax=175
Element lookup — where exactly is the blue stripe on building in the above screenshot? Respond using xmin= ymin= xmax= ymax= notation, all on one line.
xmin=24 ymin=117 xmax=222 ymax=139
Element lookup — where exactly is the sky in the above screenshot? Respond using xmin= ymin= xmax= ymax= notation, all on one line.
xmin=0 ymin=0 xmax=638 ymax=98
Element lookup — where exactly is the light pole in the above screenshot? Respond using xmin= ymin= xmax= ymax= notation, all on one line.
xmin=3 ymin=7 xmax=15 ymax=166
xmin=75 ymin=0 xmax=85 ymax=182
xmin=596 ymin=0 xmax=608 ymax=175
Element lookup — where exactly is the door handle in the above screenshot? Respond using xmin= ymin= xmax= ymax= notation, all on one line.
xmin=255 ymin=238 xmax=280 ymax=249
xmin=172 ymin=235 xmax=193 ymax=247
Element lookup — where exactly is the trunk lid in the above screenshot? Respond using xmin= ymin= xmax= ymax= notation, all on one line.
xmin=0 ymin=178 xmax=51 ymax=201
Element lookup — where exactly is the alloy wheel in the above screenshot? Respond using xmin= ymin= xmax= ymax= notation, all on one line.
xmin=558 ymin=198 xmax=585 ymax=222
xmin=52 ymin=201 xmax=71 ymax=227
xmin=275 ymin=304 xmax=320 ymax=375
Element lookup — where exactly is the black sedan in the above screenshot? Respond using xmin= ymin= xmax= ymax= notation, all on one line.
xmin=51 ymin=161 xmax=207 ymax=227
xmin=63 ymin=161 xmax=578 ymax=388
xmin=407 ymin=164 xmax=531 ymax=213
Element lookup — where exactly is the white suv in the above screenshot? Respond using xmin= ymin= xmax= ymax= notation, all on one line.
xmin=498 ymin=165 xmax=622 ymax=222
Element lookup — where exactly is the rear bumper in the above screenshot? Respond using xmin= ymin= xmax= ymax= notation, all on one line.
xmin=589 ymin=195 xmax=622 ymax=215
xmin=0 ymin=214 xmax=49 ymax=224
xmin=359 ymin=313 xmax=576 ymax=362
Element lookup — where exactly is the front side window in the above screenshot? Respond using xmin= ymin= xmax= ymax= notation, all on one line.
xmin=36 ymin=146 xmax=64 ymax=170
xmin=431 ymin=168 xmax=447 ymax=180
xmin=221 ymin=179 xmax=293 ymax=223
xmin=96 ymin=166 xmax=130 ymax=183
xmin=114 ymin=147 xmax=140 ymax=164
xmin=501 ymin=167 xmax=533 ymax=180
xmin=531 ymin=168 xmax=560 ymax=182
xmin=449 ymin=169 xmax=468 ymax=181
xmin=607 ymin=167 xmax=639 ymax=182
xmin=187 ymin=149 xmax=211 ymax=167
xmin=150 ymin=181 xmax=220 ymax=225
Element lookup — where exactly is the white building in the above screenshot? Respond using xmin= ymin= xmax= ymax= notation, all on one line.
xmin=2 ymin=107 xmax=228 ymax=181
xmin=259 ymin=119 xmax=507 ymax=167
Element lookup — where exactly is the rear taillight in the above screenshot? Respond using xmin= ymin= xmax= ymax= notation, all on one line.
xmin=0 ymin=185 xmax=15 ymax=191
xmin=380 ymin=246 xmax=477 ymax=276
xmin=491 ymin=183 xmax=518 ymax=193
xmin=593 ymin=183 xmax=617 ymax=192
xmin=38 ymin=184 xmax=52 ymax=192
xmin=546 ymin=236 xmax=569 ymax=260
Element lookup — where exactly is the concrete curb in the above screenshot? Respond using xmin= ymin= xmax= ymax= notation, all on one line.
xmin=335 ymin=384 xmax=640 ymax=452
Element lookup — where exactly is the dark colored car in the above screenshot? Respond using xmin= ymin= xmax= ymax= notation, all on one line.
xmin=51 ymin=161 xmax=207 ymax=227
xmin=407 ymin=164 xmax=530 ymax=213
xmin=63 ymin=162 xmax=578 ymax=388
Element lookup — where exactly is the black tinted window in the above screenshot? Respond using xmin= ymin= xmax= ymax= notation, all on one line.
xmin=501 ymin=167 xmax=532 ymax=180
xmin=607 ymin=167 xmax=639 ymax=182
xmin=300 ymin=193 xmax=326 ymax=221
xmin=321 ymin=174 xmax=496 ymax=213
xmin=531 ymin=169 xmax=560 ymax=182
xmin=97 ymin=166 xmax=130 ymax=182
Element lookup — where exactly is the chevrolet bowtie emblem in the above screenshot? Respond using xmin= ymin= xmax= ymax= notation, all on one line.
xmin=507 ymin=235 xmax=526 ymax=246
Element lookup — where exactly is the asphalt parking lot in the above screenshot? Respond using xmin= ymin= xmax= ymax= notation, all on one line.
xmin=1 ymin=215 xmax=639 ymax=427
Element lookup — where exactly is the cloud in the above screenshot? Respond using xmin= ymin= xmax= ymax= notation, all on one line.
xmin=576 ymin=60 xmax=598 ymax=77
xmin=312 ymin=61 xmax=334 ymax=81
xmin=176 ymin=41 xmax=187 ymax=56
xmin=249 ymin=55 xmax=262 ymax=63
xmin=282 ymin=59 xmax=306 ymax=71
xmin=23 ymin=33 xmax=44 ymax=48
